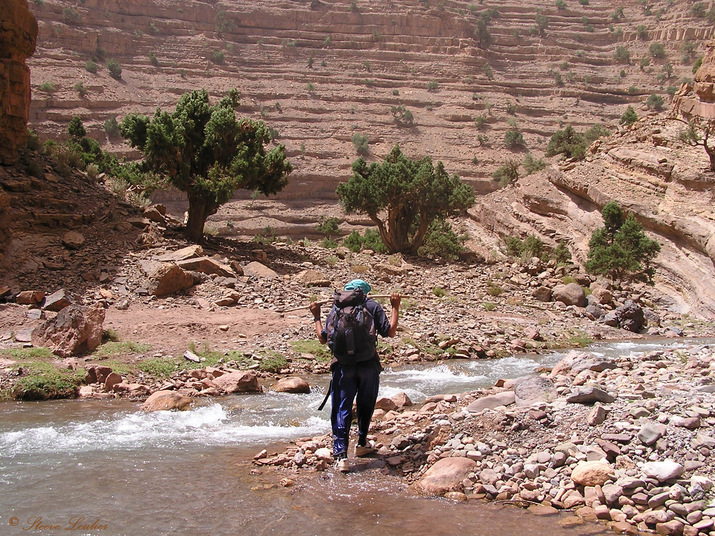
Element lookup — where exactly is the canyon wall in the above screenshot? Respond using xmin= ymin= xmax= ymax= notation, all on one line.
xmin=0 ymin=0 xmax=38 ymax=164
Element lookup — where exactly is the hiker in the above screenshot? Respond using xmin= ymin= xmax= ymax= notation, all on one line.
xmin=309 ymin=279 xmax=400 ymax=473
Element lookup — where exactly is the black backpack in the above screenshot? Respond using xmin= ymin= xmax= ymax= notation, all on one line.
xmin=326 ymin=289 xmax=377 ymax=364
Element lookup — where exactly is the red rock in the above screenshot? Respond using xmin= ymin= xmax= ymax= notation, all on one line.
xmin=141 ymin=390 xmax=193 ymax=412
xmin=415 ymin=457 xmax=478 ymax=496
xmin=274 ymin=376 xmax=310 ymax=393
xmin=212 ymin=370 xmax=261 ymax=394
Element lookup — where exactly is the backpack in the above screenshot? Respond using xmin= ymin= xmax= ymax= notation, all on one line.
xmin=326 ymin=289 xmax=377 ymax=364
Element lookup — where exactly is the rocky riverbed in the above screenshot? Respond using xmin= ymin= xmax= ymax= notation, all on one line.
xmin=256 ymin=342 xmax=715 ymax=536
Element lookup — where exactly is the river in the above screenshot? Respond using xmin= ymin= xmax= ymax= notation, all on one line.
xmin=1 ymin=339 xmax=708 ymax=536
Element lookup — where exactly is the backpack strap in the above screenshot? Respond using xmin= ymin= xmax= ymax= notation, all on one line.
xmin=317 ymin=379 xmax=332 ymax=411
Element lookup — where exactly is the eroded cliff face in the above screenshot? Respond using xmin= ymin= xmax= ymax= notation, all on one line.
xmin=0 ymin=0 xmax=38 ymax=165
xmin=468 ymin=117 xmax=715 ymax=318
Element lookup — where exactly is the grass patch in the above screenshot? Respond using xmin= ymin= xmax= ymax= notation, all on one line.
xmin=12 ymin=361 xmax=83 ymax=400
xmin=289 ymin=339 xmax=332 ymax=363
xmin=432 ymin=287 xmax=447 ymax=298
xmin=0 ymin=347 xmax=54 ymax=360
xmin=486 ymin=282 xmax=505 ymax=297
xmin=483 ymin=302 xmax=497 ymax=311
xmin=94 ymin=341 xmax=152 ymax=357
xmin=565 ymin=330 xmax=594 ymax=348
xmin=257 ymin=350 xmax=288 ymax=372
xmin=137 ymin=357 xmax=176 ymax=377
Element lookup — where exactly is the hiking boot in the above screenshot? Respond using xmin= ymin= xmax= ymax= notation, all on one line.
xmin=335 ymin=457 xmax=349 ymax=473
xmin=354 ymin=441 xmax=376 ymax=457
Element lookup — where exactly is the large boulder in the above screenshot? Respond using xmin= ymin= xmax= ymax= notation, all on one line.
xmin=274 ymin=377 xmax=310 ymax=393
xmin=552 ymin=283 xmax=587 ymax=307
xmin=141 ymin=390 xmax=193 ymax=412
xmin=603 ymin=300 xmax=646 ymax=333
xmin=415 ymin=457 xmax=478 ymax=496
xmin=571 ymin=460 xmax=615 ymax=487
xmin=147 ymin=263 xmax=195 ymax=297
xmin=33 ymin=303 xmax=105 ymax=357
xmin=514 ymin=375 xmax=555 ymax=406
xmin=212 ymin=370 xmax=262 ymax=394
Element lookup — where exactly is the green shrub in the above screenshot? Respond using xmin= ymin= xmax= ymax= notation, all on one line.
xmin=343 ymin=230 xmax=363 ymax=252
xmin=693 ymin=57 xmax=703 ymax=75
xmin=352 ymin=133 xmax=369 ymax=155
xmin=39 ymin=81 xmax=56 ymax=92
xmin=649 ymin=43 xmax=666 ymax=58
xmin=427 ymin=80 xmax=439 ymax=91
xmin=486 ymin=282 xmax=505 ymax=296
xmin=546 ymin=125 xmax=586 ymax=160
xmin=417 ymin=219 xmax=467 ymax=261
xmin=475 ymin=114 xmax=488 ymax=129
xmin=523 ymin=154 xmax=546 ymax=175
xmin=67 ymin=116 xmax=86 ymax=138
xmin=492 ymin=159 xmax=520 ymax=187
xmin=646 ymin=93 xmax=664 ymax=110
xmin=341 ymin=229 xmax=388 ymax=253
xmin=620 ymin=105 xmax=638 ymax=126
xmin=211 ymin=50 xmax=225 ymax=64
xmin=63 ymin=7 xmax=81 ymax=24
xmin=321 ymin=237 xmax=338 ymax=249
xmin=555 ymin=0 xmax=567 ymax=9
xmin=583 ymin=124 xmax=611 ymax=145
xmin=258 ymin=351 xmax=288 ymax=372
xmin=586 ymin=201 xmax=661 ymax=281
xmin=317 ymin=216 xmax=340 ymax=236
xmin=106 ymin=59 xmax=122 ymax=79
xmin=149 ymin=52 xmax=159 ymax=66
xmin=391 ymin=104 xmax=414 ymax=126
xmin=636 ymin=25 xmax=648 ymax=40
xmin=432 ymin=287 xmax=447 ymax=297
xmin=85 ymin=60 xmax=98 ymax=74
xmin=614 ymin=46 xmax=631 ymax=64
xmin=504 ymin=129 xmax=525 ymax=149
xmin=73 ymin=82 xmax=88 ymax=97
xmin=104 ymin=116 xmax=121 ymax=139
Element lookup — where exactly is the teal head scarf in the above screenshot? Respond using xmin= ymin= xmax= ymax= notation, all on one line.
xmin=345 ymin=279 xmax=371 ymax=294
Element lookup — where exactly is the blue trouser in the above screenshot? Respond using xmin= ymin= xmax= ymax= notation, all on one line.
xmin=330 ymin=360 xmax=380 ymax=456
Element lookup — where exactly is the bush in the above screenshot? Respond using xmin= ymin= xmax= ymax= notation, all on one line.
xmin=106 ymin=59 xmax=122 ymax=80
xmin=149 ymin=52 xmax=159 ymax=66
xmin=63 ymin=7 xmax=81 ymax=25
xmin=583 ymin=124 xmax=611 ymax=145
xmin=552 ymin=240 xmax=572 ymax=264
xmin=39 ymin=81 xmax=56 ymax=92
xmin=211 ymin=50 xmax=225 ymax=64
xmin=636 ymin=25 xmax=648 ymax=40
xmin=586 ymin=201 xmax=660 ymax=281
xmin=649 ymin=43 xmax=666 ymax=59
xmin=646 ymin=93 xmax=664 ymax=111
xmin=546 ymin=125 xmax=586 ymax=160
xmin=492 ymin=159 xmax=520 ymax=187
xmin=67 ymin=116 xmax=86 ymax=138
xmin=138 ymin=358 xmax=176 ymax=377
xmin=316 ymin=216 xmax=340 ymax=236
xmin=342 ymin=229 xmax=388 ymax=253
xmin=391 ymin=104 xmax=414 ymax=126
xmin=85 ymin=60 xmax=98 ymax=74
xmin=614 ymin=46 xmax=631 ymax=64
xmin=475 ymin=114 xmax=488 ymax=129
xmin=523 ymin=154 xmax=546 ymax=175
xmin=352 ymin=133 xmax=369 ymax=156
xmin=620 ymin=105 xmax=638 ymax=126
xmin=104 ymin=116 xmax=121 ymax=139
xmin=73 ymin=82 xmax=88 ymax=97
xmin=504 ymin=129 xmax=525 ymax=149
xmin=417 ymin=219 xmax=467 ymax=261
xmin=427 ymin=80 xmax=439 ymax=91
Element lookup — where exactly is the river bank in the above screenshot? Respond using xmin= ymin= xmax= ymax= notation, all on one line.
xmin=255 ymin=339 xmax=715 ymax=536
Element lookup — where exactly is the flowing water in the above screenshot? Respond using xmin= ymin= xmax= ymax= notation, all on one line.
xmin=1 ymin=339 xmax=711 ymax=536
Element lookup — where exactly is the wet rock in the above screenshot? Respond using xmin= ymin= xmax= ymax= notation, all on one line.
xmin=415 ymin=457 xmax=478 ymax=496
xmin=274 ymin=377 xmax=310 ymax=393
xmin=141 ymin=390 xmax=193 ymax=412
xmin=33 ymin=303 xmax=105 ymax=357
xmin=212 ymin=370 xmax=261 ymax=394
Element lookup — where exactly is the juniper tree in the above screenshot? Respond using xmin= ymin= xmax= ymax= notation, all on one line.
xmin=120 ymin=89 xmax=292 ymax=242
xmin=336 ymin=145 xmax=474 ymax=254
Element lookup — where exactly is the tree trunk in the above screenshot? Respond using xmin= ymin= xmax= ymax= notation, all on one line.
xmin=185 ymin=195 xmax=207 ymax=243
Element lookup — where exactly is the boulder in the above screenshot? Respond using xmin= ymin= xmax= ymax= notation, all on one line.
xmin=155 ymin=245 xmax=203 ymax=262
xmin=533 ymin=286 xmax=552 ymax=302
xmin=42 ymin=289 xmax=71 ymax=312
xmin=147 ymin=263 xmax=194 ymax=297
xmin=391 ymin=392 xmax=413 ymax=407
xmin=295 ymin=269 xmax=331 ymax=287
xmin=375 ymin=397 xmax=398 ymax=411
xmin=566 ymin=385 xmax=616 ymax=405
xmin=176 ymin=256 xmax=233 ymax=277
xmin=141 ymin=390 xmax=193 ymax=412
xmin=642 ymin=461 xmax=685 ymax=483
xmin=274 ymin=377 xmax=310 ymax=394
xmin=415 ymin=457 xmax=478 ymax=496
xmin=514 ymin=375 xmax=554 ymax=405
xmin=552 ymin=283 xmax=587 ymax=307
xmin=212 ymin=370 xmax=262 ymax=394
xmin=243 ymin=261 xmax=278 ymax=279
xmin=465 ymin=391 xmax=515 ymax=413
xmin=16 ymin=290 xmax=44 ymax=305
xmin=33 ymin=303 xmax=105 ymax=357
xmin=603 ymin=300 xmax=645 ymax=333
xmin=571 ymin=460 xmax=615 ymax=486
xmin=61 ymin=230 xmax=85 ymax=250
